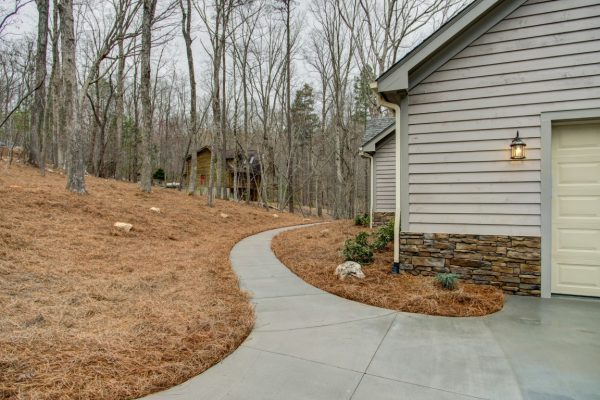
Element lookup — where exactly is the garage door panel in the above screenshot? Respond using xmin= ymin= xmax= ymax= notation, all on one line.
xmin=554 ymin=123 xmax=600 ymax=149
xmin=556 ymin=162 xmax=600 ymax=184
xmin=554 ymin=263 xmax=600 ymax=297
xmin=552 ymin=122 xmax=600 ymax=297
xmin=556 ymin=229 xmax=600 ymax=252
xmin=557 ymin=197 xmax=600 ymax=217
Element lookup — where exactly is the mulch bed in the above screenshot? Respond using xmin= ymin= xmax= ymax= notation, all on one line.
xmin=272 ymin=221 xmax=504 ymax=317
xmin=0 ymin=161 xmax=308 ymax=399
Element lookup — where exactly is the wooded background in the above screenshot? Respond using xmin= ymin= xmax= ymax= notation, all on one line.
xmin=0 ymin=0 xmax=464 ymax=218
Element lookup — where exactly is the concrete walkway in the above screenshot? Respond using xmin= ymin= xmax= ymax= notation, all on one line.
xmin=145 ymin=226 xmax=600 ymax=400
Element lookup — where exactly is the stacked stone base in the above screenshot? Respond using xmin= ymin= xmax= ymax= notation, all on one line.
xmin=399 ymin=232 xmax=541 ymax=296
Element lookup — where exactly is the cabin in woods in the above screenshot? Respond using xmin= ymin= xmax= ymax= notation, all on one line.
xmin=184 ymin=146 xmax=261 ymax=201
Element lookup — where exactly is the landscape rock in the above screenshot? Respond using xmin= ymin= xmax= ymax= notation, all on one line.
xmin=272 ymin=214 xmax=279 ymax=218
xmin=150 ymin=207 xmax=161 ymax=213
xmin=220 ymin=213 xmax=229 ymax=219
xmin=114 ymin=222 xmax=133 ymax=232
xmin=335 ymin=261 xmax=365 ymax=280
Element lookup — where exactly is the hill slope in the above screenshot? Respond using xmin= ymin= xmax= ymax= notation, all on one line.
xmin=0 ymin=161 xmax=306 ymax=399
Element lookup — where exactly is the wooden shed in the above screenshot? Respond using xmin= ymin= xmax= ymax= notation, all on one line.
xmin=184 ymin=147 xmax=261 ymax=201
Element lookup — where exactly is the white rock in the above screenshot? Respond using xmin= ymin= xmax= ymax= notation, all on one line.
xmin=220 ymin=213 xmax=229 ymax=218
xmin=272 ymin=214 xmax=279 ymax=218
xmin=335 ymin=261 xmax=365 ymax=280
xmin=114 ymin=222 xmax=133 ymax=232
xmin=150 ymin=207 xmax=161 ymax=213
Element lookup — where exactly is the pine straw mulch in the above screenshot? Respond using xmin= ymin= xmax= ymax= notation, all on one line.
xmin=272 ymin=221 xmax=504 ymax=317
xmin=0 ymin=160 xmax=309 ymax=400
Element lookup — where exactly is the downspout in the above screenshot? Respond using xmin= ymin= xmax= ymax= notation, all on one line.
xmin=371 ymin=83 xmax=401 ymax=274
xmin=359 ymin=149 xmax=374 ymax=229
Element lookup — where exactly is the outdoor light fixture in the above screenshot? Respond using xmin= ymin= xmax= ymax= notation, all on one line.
xmin=510 ymin=131 xmax=526 ymax=160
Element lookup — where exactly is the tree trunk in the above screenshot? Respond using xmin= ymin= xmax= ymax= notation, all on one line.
xmin=207 ymin=144 xmax=216 ymax=206
xmin=180 ymin=0 xmax=197 ymax=194
xmin=31 ymin=0 xmax=49 ymax=174
xmin=285 ymin=0 xmax=293 ymax=214
xmin=60 ymin=0 xmax=86 ymax=193
xmin=218 ymin=9 xmax=227 ymax=200
xmin=114 ymin=15 xmax=125 ymax=179
xmin=139 ymin=0 xmax=157 ymax=193
xmin=50 ymin=0 xmax=63 ymax=169
xmin=210 ymin=4 xmax=222 ymax=204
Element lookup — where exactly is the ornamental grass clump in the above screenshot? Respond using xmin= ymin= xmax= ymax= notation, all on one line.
xmin=341 ymin=231 xmax=374 ymax=264
xmin=436 ymin=273 xmax=460 ymax=290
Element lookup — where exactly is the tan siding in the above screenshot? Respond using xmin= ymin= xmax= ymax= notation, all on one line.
xmin=374 ymin=134 xmax=396 ymax=212
xmin=410 ymin=203 xmax=541 ymax=215
xmin=406 ymin=0 xmax=600 ymax=236
xmin=411 ymin=87 xmax=600 ymax=114
xmin=440 ymin=40 xmax=600 ymax=71
xmin=483 ymin=16 xmax=600 ymax=44
xmin=408 ymin=223 xmax=541 ymax=236
xmin=418 ymin=55 xmax=600 ymax=85
xmin=414 ymin=65 xmax=600 ymax=98
xmin=408 ymin=127 xmax=541 ymax=144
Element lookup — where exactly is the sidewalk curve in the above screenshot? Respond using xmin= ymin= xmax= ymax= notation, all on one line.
xmin=144 ymin=225 xmax=600 ymax=400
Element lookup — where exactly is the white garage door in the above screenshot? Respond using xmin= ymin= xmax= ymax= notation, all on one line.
xmin=552 ymin=121 xmax=600 ymax=297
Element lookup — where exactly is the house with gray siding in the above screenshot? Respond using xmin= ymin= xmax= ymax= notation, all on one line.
xmin=372 ymin=0 xmax=600 ymax=298
xmin=360 ymin=118 xmax=396 ymax=225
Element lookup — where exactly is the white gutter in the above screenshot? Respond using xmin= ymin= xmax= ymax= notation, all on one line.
xmin=359 ymin=150 xmax=374 ymax=229
xmin=370 ymin=83 xmax=401 ymax=274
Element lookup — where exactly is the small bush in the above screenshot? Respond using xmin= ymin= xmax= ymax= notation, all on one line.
xmin=372 ymin=220 xmax=394 ymax=251
xmin=341 ymin=231 xmax=374 ymax=264
xmin=436 ymin=273 xmax=459 ymax=290
xmin=354 ymin=213 xmax=369 ymax=227
xmin=153 ymin=168 xmax=165 ymax=181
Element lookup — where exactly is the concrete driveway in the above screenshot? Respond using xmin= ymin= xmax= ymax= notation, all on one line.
xmin=144 ymin=226 xmax=600 ymax=400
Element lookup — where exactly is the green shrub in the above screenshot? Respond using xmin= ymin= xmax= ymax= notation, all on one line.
xmin=354 ymin=213 xmax=369 ymax=227
xmin=372 ymin=220 xmax=394 ymax=251
xmin=153 ymin=168 xmax=165 ymax=181
xmin=435 ymin=273 xmax=459 ymax=290
xmin=341 ymin=232 xmax=374 ymax=264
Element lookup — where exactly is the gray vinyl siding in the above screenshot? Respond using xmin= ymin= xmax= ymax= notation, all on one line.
xmin=374 ymin=134 xmax=396 ymax=212
xmin=407 ymin=0 xmax=600 ymax=236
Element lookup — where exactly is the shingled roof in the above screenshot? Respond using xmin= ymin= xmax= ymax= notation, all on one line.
xmin=362 ymin=117 xmax=395 ymax=146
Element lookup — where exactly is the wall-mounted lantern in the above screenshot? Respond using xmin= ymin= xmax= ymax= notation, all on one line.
xmin=510 ymin=131 xmax=526 ymax=160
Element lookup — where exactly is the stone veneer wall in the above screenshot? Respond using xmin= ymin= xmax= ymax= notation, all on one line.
xmin=399 ymin=233 xmax=541 ymax=296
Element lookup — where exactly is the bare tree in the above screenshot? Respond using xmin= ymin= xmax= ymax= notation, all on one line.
xmin=58 ymin=0 xmax=86 ymax=193
xmin=29 ymin=0 xmax=49 ymax=175
xmin=179 ymin=0 xmax=198 ymax=194
xmin=139 ymin=0 xmax=158 ymax=192
xmin=0 ymin=0 xmax=33 ymax=39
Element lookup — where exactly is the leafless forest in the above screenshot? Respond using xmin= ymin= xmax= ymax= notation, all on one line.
xmin=0 ymin=0 xmax=464 ymax=218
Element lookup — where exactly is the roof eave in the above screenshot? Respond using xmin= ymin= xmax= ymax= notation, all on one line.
xmin=362 ymin=124 xmax=395 ymax=152
xmin=376 ymin=0 xmax=510 ymax=94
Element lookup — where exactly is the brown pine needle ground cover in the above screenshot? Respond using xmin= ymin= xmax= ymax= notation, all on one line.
xmin=272 ymin=221 xmax=504 ymax=317
xmin=0 ymin=161 xmax=308 ymax=400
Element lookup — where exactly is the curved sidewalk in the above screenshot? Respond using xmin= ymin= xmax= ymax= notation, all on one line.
xmin=144 ymin=225 xmax=600 ymax=400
